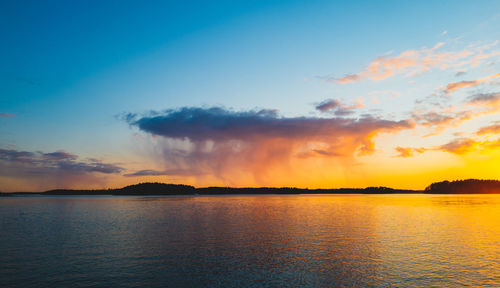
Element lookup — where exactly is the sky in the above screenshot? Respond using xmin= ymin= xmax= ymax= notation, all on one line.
xmin=1 ymin=0 xmax=499 ymax=191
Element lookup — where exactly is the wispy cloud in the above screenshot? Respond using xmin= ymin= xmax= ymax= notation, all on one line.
xmin=476 ymin=122 xmax=500 ymax=135
xmin=333 ymin=74 xmax=361 ymax=84
xmin=124 ymin=169 xmax=196 ymax=177
xmin=409 ymin=90 xmax=500 ymax=135
xmin=435 ymin=137 xmax=500 ymax=155
xmin=394 ymin=146 xmax=426 ymax=157
xmin=0 ymin=148 xmax=126 ymax=191
xmin=444 ymin=72 xmax=500 ymax=94
xmin=315 ymin=99 xmax=342 ymax=112
xmin=464 ymin=91 xmax=500 ymax=120
xmin=315 ymin=98 xmax=364 ymax=115
xmin=0 ymin=113 xmax=14 ymax=118
xmin=395 ymin=137 xmax=500 ymax=157
xmin=0 ymin=148 xmax=124 ymax=174
xmin=438 ymin=138 xmax=479 ymax=154
xmin=326 ymin=41 xmax=499 ymax=84
xmin=411 ymin=110 xmax=472 ymax=132
xmin=467 ymin=91 xmax=500 ymax=106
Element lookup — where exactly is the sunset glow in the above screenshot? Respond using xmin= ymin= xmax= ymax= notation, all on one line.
xmin=1 ymin=1 xmax=499 ymax=191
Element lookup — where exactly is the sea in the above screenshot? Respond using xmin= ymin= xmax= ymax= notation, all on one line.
xmin=1 ymin=194 xmax=499 ymax=287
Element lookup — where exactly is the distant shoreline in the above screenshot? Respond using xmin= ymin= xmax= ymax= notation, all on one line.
xmin=2 ymin=179 xmax=500 ymax=196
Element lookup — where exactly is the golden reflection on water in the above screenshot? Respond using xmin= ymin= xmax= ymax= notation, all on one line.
xmin=152 ymin=194 xmax=500 ymax=286
xmin=366 ymin=195 xmax=500 ymax=287
xmin=1 ymin=195 xmax=499 ymax=287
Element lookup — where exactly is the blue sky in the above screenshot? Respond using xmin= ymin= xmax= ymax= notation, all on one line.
xmin=1 ymin=1 xmax=499 ymax=191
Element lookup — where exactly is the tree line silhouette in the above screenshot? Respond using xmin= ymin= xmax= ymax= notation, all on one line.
xmin=424 ymin=179 xmax=500 ymax=194
xmin=2 ymin=179 xmax=499 ymax=196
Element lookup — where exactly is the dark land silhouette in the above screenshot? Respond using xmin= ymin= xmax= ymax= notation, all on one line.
xmin=1 ymin=179 xmax=499 ymax=196
xmin=425 ymin=179 xmax=500 ymax=194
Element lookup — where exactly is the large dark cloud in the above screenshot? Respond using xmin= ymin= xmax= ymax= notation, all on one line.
xmin=126 ymin=107 xmax=413 ymax=184
xmin=126 ymin=107 xmax=411 ymax=143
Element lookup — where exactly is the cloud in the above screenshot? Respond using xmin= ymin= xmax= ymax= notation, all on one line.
xmin=315 ymin=99 xmax=341 ymax=112
xmin=438 ymin=138 xmax=478 ymax=154
xmin=123 ymin=169 xmax=195 ymax=177
xmin=434 ymin=138 xmax=500 ymax=155
xmin=124 ymin=169 xmax=167 ymax=177
xmin=327 ymin=43 xmax=462 ymax=83
xmin=445 ymin=80 xmax=477 ymax=92
xmin=476 ymin=123 xmax=500 ymax=135
xmin=126 ymin=107 xmax=413 ymax=184
xmin=455 ymin=71 xmax=466 ymax=77
xmin=327 ymin=41 xmax=500 ymax=84
xmin=411 ymin=110 xmax=472 ymax=132
xmin=0 ymin=113 xmax=14 ymax=117
xmin=469 ymin=51 xmax=500 ymax=67
xmin=395 ymin=146 xmax=426 ymax=157
xmin=467 ymin=91 xmax=500 ymax=106
xmin=0 ymin=148 xmax=124 ymax=174
xmin=463 ymin=91 xmax=500 ymax=120
xmin=42 ymin=151 xmax=78 ymax=161
xmin=127 ymin=107 xmax=411 ymax=143
xmin=333 ymin=74 xmax=361 ymax=84
xmin=401 ymin=137 xmax=500 ymax=157
xmin=0 ymin=148 xmax=124 ymax=190
xmin=444 ymin=72 xmax=500 ymax=94
xmin=410 ymin=90 xmax=500 ymax=135
xmin=315 ymin=98 xmax=364 ymax=115
xmin=61 ymin=162 xmax=124 ymax=174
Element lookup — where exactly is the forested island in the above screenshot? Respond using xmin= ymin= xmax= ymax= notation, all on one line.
xmin=1 ymin=179 xmax=499 ymax=196
xmin=424 ymin=179 xmax=500 ymax=194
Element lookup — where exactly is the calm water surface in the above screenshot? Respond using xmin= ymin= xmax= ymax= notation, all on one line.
xmin=1 ymin=194 xmax=499 ymax=287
